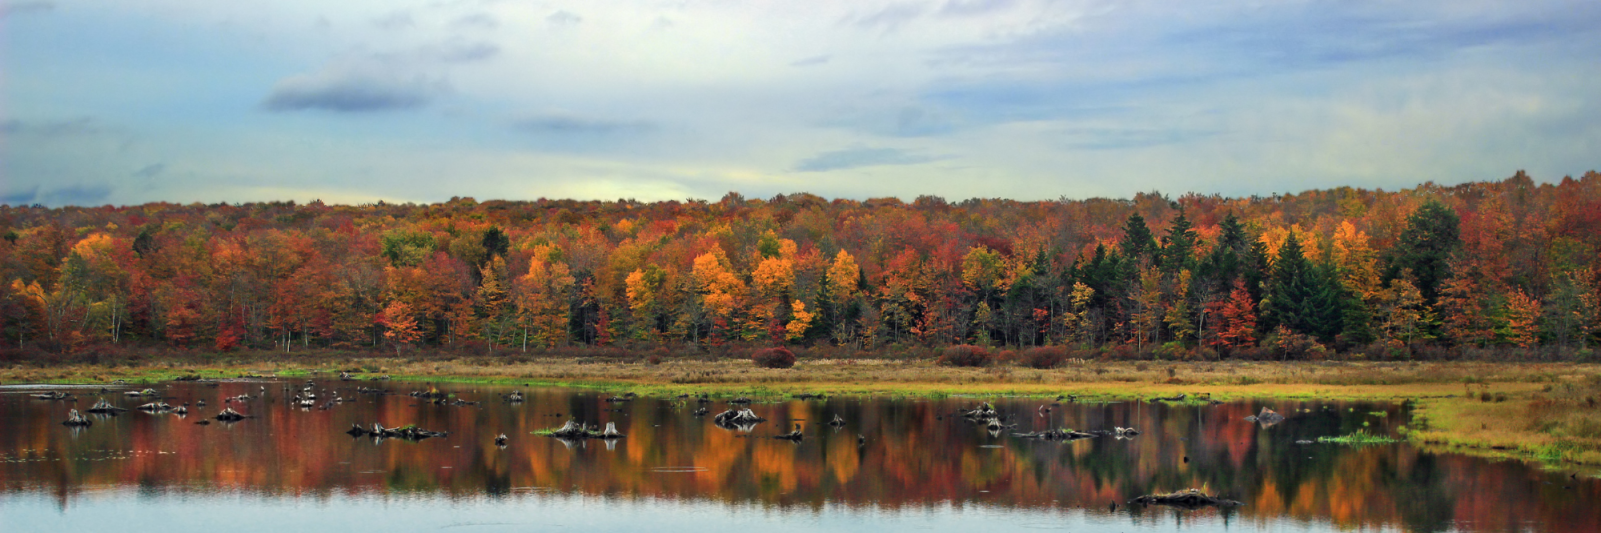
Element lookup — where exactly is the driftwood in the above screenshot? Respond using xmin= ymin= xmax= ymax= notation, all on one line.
xmin=963 ymin=403 xmax=998 ymax=419
xmin=214 ymin=407 xmax=248 ymax=422
xmin=1129 ymin=489 xmax=1242 ymax=509
xmin=1114 ymin=426 xmax=1140 ymax=438
xmin=605 ymin=393 xmax=639 ymax=403
xmin=63 ymin=409 xmax=92 ymax=427
xmin=1150 ymin=394 xmax=1187 ymax=402
xmin=87 ymin=399 xmax=126 ymax=414
xmin=504 ymin=391 xmax=525 ymax=402
xmin=495 ymin=434 xmax=509 ymax=446
xmin=1014 ymin=428 xmax=1096 ymax=441
xmin=828 ymin=414 xmax=846 ymax=427
xmin=347 ymin=422 xmax=448 ymax=440
xmin=729 ymin=397 xmax=753 ymax=405
xmin=793 ymin=393 xmax=826 ymax=400
xmin=126 ymin=389 xmax=158 ymax=397
xmin=33 ymin=391 xmax=72 ymax=400
xmin=409 ymin=389 xmax=448 ymax=400
xmin=692 ymin=407 xmax=710 ymax=416
xmin=137 ymin=401 xmax=173 ymax=412
xmin=171 ymin=405 xmax=188 ymax=416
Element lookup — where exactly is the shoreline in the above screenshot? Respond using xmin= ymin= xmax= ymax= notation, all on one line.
xmin=5 ymin=358 xmax=1599 ymax=469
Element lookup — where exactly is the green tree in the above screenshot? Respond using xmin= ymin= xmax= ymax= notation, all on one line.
xmin=1384 ymin=201 xmax=1461 ymax=306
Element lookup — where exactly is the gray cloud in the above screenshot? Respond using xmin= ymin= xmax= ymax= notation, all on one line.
xmin=0 ymin=117 xmax=98 ymax=137
xmin=263 ymin=65 xmax=448 ymax=112
xmin=790 ymin=55 xmax=831 ymax=67
xmin=133 ymin=163 xmax=167 ymax=179
xmin=939 ymin=0 xmax=1017 ymax=18
xmin=850 ymin=3 xmax=925 ymax=32
xmin=0 ymin=1 xmax=54 ymax=18
xmin=453 ymin=12 xmax=498 ymax=29
xmin=794 ymin=147 xmax=941 ymax=172
xmin=547 ymin=10 xmax=581 ymax=26
xmin=0 ymin=186 xmax=40 ymax=206
xmin=1056 ymin=127 xmax=1217 ymax=151
xmin=512 ymin=113 xmax=653 ymax=135
xmin=373 ymin=10 xmax=414 ymax=30
xmin=41 ymin=184 xmax=113 ymax=206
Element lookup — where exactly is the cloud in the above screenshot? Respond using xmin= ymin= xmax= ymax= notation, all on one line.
xmin=850 ymin=3 xmax=925 ymax=32
xmin=453 ymin=12 xmax=498 ymax=29
xmin=790 ymin=55 xmax=831 ymax=67
xmin=512 ymin=112 xmax=653 ymax=135
xmin=794 ymin=147 xmax=942 ymax=172
xmin=0 ymin=1 xmax=53 ymax=18
xmin=132 ymin=163 xmax=167 ymax=179
xmin=0 ymin=186 xmax=40 ymax=206
xmin=41 ymin=184 xmax=113 ymax=206
xmin=262 ymin=65 xmax=448 ymax=112
xmin=939 ymin=0 xmax=1018 ymax=18
xmin=431 ymin=41 xmax=500 ymax=63
xmin=1056 ymin=127 xmax=1217 ymax=150
xmin=547 ymin=10 xmax=581 ymax=26
xmin=0 ymin=117 xmax=98 ymax=137
xmin=373 ymin=10 xmax=414 ymax=30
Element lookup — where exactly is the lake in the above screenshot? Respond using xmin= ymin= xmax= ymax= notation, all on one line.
xmin=1 ymin=378 xmax=1595 ymax=532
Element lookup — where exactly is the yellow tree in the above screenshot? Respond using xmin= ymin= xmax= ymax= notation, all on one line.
xmin=1058 ymin=282 xmax=1095 ymax=345
xmin=518 ymin=248 xmax=576 ymax=349
xmin=1163 ymin=270 xmax=1197 ymax=345
xmin=691 ymin=251 xmax=745 ymax=342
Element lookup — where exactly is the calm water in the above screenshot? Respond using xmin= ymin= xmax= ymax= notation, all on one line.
xmin=1 ymin=378 xmax=1596 ymax=532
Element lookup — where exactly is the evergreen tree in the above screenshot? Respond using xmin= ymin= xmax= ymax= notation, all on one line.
xmin=1385 ymin=201 xmax=1461 ymax=306
xmin=1120 ymin=213 xmax=1160 ymax=267
xmin=1263 ymin=233 xmax=1335 ymax=340
xmin=1161 ymin=211 xmax=1199 ymax=274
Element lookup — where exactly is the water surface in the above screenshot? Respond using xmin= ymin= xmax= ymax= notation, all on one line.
xmin=1 ymin=379 xmax=1594 ymax=532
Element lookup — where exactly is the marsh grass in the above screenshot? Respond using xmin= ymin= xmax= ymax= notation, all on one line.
xmin=1319 ymin=430 xmax=1401 ymax=445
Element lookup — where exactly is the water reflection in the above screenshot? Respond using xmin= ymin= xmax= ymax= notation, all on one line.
xmin=0 ymin=381 xmax=1595 ymax=532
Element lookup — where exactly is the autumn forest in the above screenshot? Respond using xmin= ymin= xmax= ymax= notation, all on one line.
xmin=5 ymin=171 xmax=1601 ymax=363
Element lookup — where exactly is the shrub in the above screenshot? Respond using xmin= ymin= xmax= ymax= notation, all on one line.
xmin=752 ymin=347 xmax=797 ymax=369
xmin=939 ymin=345 xmax=992 ymax=367
xmin=1020 ymin=346 xmax=1068 ymax=369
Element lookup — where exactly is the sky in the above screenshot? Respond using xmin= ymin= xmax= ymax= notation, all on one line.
xmin=1 ymin=0 xmax=1598 ymax=207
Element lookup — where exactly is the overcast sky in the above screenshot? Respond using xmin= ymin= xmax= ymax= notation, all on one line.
xmin=2 ymin=0 xmax=1597 ymax=206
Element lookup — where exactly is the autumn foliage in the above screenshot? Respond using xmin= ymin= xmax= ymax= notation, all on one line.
xmin=1 ymin=171 xmax=1600 ymax=362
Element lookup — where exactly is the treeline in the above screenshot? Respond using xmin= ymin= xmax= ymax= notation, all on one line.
xmin=3 ymin=171 xmax=1600 ymax=361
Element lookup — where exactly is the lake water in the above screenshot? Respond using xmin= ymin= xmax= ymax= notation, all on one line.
xmin=1 ymin=378 xmax=1595 ymax=532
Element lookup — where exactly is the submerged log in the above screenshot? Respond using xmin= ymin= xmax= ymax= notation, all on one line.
xmin=495 ymin=433 xmax=509 ymax=446
xmin=137 ymin=401 xmax=173 ymax=412
xmin=1129 ymin=489 xmax=1243 ymax=509
xmin=33 ymin=391 xmax=72 ymax=400
xmin=793 ymin=393 xmax=826 ymax=400
xmin=1114 ymin=426 xmax=1140 ymax=437
xmin=1149 ymin=394 xmax=1187 ymax=402
xmin=828 ymin=414 xmax=846 ymax=427
xmin=63 ymin=409 xmax=92 ymax=427
xmin=214 ymin=407 xmax=247 ymax=421
xmin=126 ymin=389 xmax=158 ymax=397
xmin=504 ymin=390 xmax=525 ymax=402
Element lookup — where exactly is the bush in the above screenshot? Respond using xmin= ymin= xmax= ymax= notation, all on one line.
xmin=939 ymin=345 xmax=992 ymax=367
xmin=1020 ymin=346 xmax=1068 ymax=369
xmin=752 ymin=347 xmax=797 ymax=369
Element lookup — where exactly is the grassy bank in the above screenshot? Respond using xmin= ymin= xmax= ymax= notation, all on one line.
xmin=4 ymin=357 xmax=1599 ymax=468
